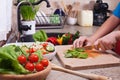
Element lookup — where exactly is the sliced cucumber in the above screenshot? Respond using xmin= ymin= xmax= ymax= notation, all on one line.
xmin=46 ymin=45 xmax=55 ymax=52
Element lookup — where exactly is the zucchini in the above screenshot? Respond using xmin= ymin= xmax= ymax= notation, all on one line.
xmin=46 ymin=45 xmax=55 ymax=52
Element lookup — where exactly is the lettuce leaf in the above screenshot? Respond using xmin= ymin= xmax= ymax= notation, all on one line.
xmin=0 ymin=45 xmax=29 ymax=74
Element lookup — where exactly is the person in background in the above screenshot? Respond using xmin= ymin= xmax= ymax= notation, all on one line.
xmin=73 ymin=2 xmax=120 ymax=55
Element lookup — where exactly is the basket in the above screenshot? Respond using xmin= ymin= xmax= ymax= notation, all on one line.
xmin=0 ymin=61 xmax=51 ymax=80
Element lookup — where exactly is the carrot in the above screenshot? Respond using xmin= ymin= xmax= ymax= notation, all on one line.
xmin=85 ymin=50 xmax=100 ymax=58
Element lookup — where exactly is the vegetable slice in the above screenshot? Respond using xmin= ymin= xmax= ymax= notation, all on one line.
xmin=46 ymin=45 xmax=55 ymax=52
xmin=64 ymin=48 xmax=88 ymax=59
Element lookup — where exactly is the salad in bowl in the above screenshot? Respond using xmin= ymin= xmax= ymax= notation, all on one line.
xmin=0 ymin=42 xmax=55 ymax=80
xmin=4 ymin=42 xmax=56 ymax=60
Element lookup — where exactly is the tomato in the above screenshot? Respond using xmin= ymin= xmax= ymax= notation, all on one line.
xmin=29 ymin=48 xmax=36 ymax=53
xmin=40 ymin=59 xmax=49 ymax=67
xmin=35 ymin=63 xmax=44 ymax=71
xmin=42 ymin=43 xmax=48 ymax=49
xmin=17 ymin=55 xmax=27 ymax=64
xmin=42 ymin=51 xmax=47 ymax=55
xmin=25 ymin=62 xmax=34 ymax=71
xmin=29 ymin=54 xmax=39 ymax=63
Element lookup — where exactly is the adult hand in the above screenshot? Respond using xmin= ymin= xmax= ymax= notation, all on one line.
xmin=73 ymin=36 xmax=94 ymax=48
xmin=94 ymin=31 xmax=118 ymax=51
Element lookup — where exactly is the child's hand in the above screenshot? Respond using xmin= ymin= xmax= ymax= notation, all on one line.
xmin=94 ymin=31 xmax=118 ymax=51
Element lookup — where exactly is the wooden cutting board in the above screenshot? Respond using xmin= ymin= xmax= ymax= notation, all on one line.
xmin=56 ymin=45 xmax=120 ymax=70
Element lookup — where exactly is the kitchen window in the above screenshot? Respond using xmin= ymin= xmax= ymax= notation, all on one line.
xmin=0 ymin=0 xmax=12 ymax=41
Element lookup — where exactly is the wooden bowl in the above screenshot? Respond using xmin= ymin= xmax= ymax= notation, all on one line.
xmin=0 ymin=62 xmax=51 ymax=80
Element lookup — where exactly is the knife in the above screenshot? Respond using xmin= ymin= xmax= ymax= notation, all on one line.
xmin=81 ymin=45 xmax=94 ymax=50
xmin=81 ymin=44 xmax=100 ymax=50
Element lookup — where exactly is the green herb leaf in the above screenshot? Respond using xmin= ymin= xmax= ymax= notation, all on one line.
xmin=65 ymin=48 xmax=88 ymax=59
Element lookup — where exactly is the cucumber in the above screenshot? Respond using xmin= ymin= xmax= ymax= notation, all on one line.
xmin=46 ymin=45 xmax=55 ymax=52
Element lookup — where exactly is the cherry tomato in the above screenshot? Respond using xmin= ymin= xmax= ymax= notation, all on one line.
xmin=17 ymin=55 xmax=27 ymax=64
xmin=29 ymin=48 xmax=36 ymax=53
xmin=29 ymin=54 xmax=39 ymax=63
xmin=40 ymin=59 xmax=49 ymax=67
xmin=42 ymin=43 xmax=48 ymax=49
xmin=25 ymin=62 xmax=34 ymax=71
xmin=42 ymin=51 xmax=47 ymax=55
xmin=35 ymin=63 xmax=44 ymax=71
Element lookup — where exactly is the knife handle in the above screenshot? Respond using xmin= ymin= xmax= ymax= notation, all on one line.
xmin=92 ymin=43 xmax=101 ymax=50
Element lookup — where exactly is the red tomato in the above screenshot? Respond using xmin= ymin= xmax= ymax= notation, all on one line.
xmin=17 ymin=55 xmax=27 ymax=64
xmin=42 ymin=51 xmax=47 ymax=55
xmin=42 ymin=43 xmax=48 ymax=49
xmin=25 ymin=62 xmax=34 ymax=71
xmin=40 ymin=59 xmax=49 ymax=67
xmin=35 ymin=63 xmax=44 ymax=71
xmin=29 ymin=54 xmax=39 ymax=63
xmin=29 ymin=48 xmax=36 ymax=53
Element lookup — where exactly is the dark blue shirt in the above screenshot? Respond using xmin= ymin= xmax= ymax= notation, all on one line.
xmin=113 ymin=2 xmax=120 ymax=18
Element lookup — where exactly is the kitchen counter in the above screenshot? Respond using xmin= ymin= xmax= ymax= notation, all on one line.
xmin=40 ymin=25 xmax=120 ymax=80
xmin=2 ymin=25 xmax=120 ymax=80
xmin=4 ymin=25 xmax=99 ymax=43
xmin=47 ymin=48 xmax=120 ymax=80
xmin=41 ymin=25 xmax=99 ymax=36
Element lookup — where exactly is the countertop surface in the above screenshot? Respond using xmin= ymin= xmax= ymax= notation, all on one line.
xmin=2 ymin=25 xmax=120 ymax=80
xmin=46 ymin=48 xmax=120 ymax=80
xmin=40 ymin=25 xmax=99 ymax=36
xmin=41 ymin=25 xmax=120 ymax=80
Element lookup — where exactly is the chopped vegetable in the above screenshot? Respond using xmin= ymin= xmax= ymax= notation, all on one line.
xmin=64 ymin=48 xmax=88 ymax=59
xmin=46 ymin=45 xmax=55 ymax=52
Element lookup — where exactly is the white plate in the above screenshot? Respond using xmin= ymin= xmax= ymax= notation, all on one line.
xmin=4 ymin=42 xmax=56 ymax=60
